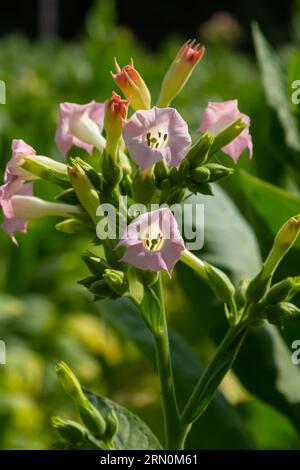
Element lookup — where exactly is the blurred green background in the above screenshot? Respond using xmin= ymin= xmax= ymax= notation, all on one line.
xmin=1 ymin=0 xmax=300 ymax=450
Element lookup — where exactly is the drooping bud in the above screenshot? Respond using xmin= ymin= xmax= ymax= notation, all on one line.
xmin=157 ymin=39 xmax=205 ymax=107
xmin=52 ymin=417 xmax=88 ymax=444
xmin=266 ymin=276 xmax=300 ymax=304
xmin=68 ymin=159 xmax=100 ymax=224
xmin=104 ymin=92 xmax=129 ymax=159
xmin=111 ymin=58 xmax=151 ymax=111
xmin=186 ymin=133 xmax=214 ymax=168
xmin=247 ymin=216 xmax=300 ymax=303
xmin=103 ymin=269 xmax=129 ymax=296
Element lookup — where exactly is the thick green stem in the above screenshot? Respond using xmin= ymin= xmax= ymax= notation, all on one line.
xmin=152 ymin=276 xmax=188 ymax=449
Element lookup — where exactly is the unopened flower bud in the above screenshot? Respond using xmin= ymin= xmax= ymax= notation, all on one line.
xmin=247 ymin=216 xmax=300 ymax=303
xmin=204 ymin=262 xmax=235 ymax=302
xmin=205 ymin=163 xmax=234 ymax=182
xmin=56 ymin=217 xmax=95 ymax=235
xmin=82 ymin=252 xmax=110 ymax=277
xmin=104 ymin=92 xmax=129 ymax=159
xmin=103 ymin=269 xmax=129 ymax=296
xmin=235 ymin=278 xmax=250 ymax=308
xmin=209 ymin=118 xmax=247 ymax=155
xmin=111 ymin=58 xmax=151 ymax=111
xmin=266 ymin=276 xmax=300 ymax=304
xmin=186 ymin=133 xmax=214 ymax=168
xmin=136 ymin=269 xmax=159 ymax=287
xmin=56 ymin=361 xmax=86 ymax=404
xmin=265 ymin=302 xmax=300 ymax=327
xmin=52 ymin=417 xmax=88 ymax=444
xmin=158 ymin=178 xmax=172 ymax=191
xmin=74 ymin=157 xmax=102 ymax=189
xmin=190 ymin=166 xmax=210 ymax=183
xmin=102 ymin=151 xmax=123 ymax=186
xmin=187 ymin=181 xmax=213 ymax=195
xmin=78 ymin=401 xmax=107 ymax=439
xmin=154 ymin=161 xmax=170 ymax=182
xmin=68 ymin=159 xmax=100 ymax=224
xmin=132 ymin=168 xmax=156 ymax=205
xmin=21 ymin=156 xmax=69 ymax=188
xmin=157 ymin=39 xmax=205 ymax=107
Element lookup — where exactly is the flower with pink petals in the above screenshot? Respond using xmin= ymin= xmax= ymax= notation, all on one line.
xmin=123 ymin=107 xmax=192 ymax=170
xmin=198 ymin=99 xmax=253 ymax=161
xmin=55 ymin=100 xmax=106 ymax=157
xmin=111 ymin=58 xmax=151 ymax=111
xmin=118 ymin=208 xmax=185 ymax=276
xmin=5 ymin=139 xmax=36 ymax=180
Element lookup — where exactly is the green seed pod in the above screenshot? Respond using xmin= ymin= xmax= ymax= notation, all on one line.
xmin=158 ymin=178 xmax=172 ymax=190
xmin=265 ymin=302 xmax=300 ymax=327
xmin=154 ymin=161 xmax=170 ymax=182
xmin=90 ymin=279 xmax=113 ymax=299
xmin=266 ymin=277 xmax=300 ymax=304
xmin=191 ymin=166 xmax=210 ymax=183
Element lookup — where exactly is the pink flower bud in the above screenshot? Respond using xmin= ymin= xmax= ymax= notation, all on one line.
xmin=111 ymin=58 xmax=151 ymax=111
xmin=157 ymin=39 xmax=205 ymax=107
xmin=104 ymin=92 xmax=129 ymax=158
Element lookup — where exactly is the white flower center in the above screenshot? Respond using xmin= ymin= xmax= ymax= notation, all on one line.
xmin=144 ymin=130 xmax=168 ymax=149
xmin=141 ymin=226 xmax=165 ymax=252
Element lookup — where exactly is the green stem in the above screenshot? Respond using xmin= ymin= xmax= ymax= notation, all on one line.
xmin=152 ymin=275 xmax=188 ymax=449
xmin=180 ymin=324 xmax=247 ymax=429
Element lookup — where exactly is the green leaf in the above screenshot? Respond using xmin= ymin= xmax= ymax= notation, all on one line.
xmin=85 ymin=390 xmax=162 ymax=450
xmin=185 ymin=185 xmax=261 ymax=281
xmin=234 ymin=324 xmax=300 ymax=434
xmin=252 ymin=23 xmax=300 ymax=152
xmin=288 ymin=51 xmax=300 ymax=115
xmin=239 ymin=171 xmax=300 ymax=250
xmin=99 ymin=298 xmax=253 ymax=449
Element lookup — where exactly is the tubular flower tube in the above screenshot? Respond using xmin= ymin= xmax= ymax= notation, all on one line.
xmin=157 ymin=39 xmax=205 ymax=107
xmin=0 ymin=176 xmax=80 ymax=244
xmin=55 ymin=101 xmax=106 ymax=157
xmin=111 ymin=58 xmax=151 ymax=111
xmin=117 ymin=208 xmax=185 ymax=276
xmin=123 ymin=107 xmax=192 ymax=170
xmin=104 ymin=91 xmax=129 ymax=158
xmin=198 ymin=100 xmax=253 ymax=161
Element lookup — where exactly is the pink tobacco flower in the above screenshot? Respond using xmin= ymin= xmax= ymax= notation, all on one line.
xmin=198 ymin=99 xmax=253 ymax=161
xmin=0 ymin=180 xmax=33 ymax=244
xmin=6 ymin=139 xmax=36 ymax=180
xmin=111 ymin=58 xmax=151 ymax=111
xmin=55 ymin=101 xmax=106 ymax=157
xmin=118 ymin=208 xmax=185 ymax=276
xmin=123 ymin=107 xmax=192 ymax=170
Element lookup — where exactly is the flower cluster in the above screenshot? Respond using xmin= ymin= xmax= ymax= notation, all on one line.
xmin=0 ymin=40 xmax=252 ymax=275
